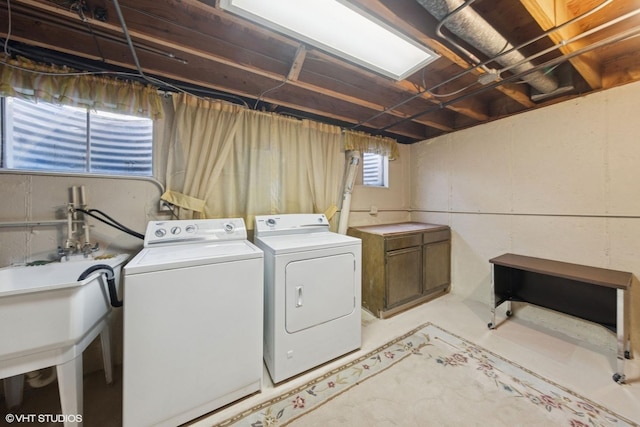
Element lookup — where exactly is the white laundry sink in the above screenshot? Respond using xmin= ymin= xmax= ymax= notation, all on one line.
xmin=0 ymin=254 xmax=129 ymax=363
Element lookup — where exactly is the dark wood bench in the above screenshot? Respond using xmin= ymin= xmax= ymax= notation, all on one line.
xmin=489 ymin=253 xmax=633 ymax=383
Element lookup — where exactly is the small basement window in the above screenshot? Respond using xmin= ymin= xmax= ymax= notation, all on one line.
xmin=361 ymin=152 xmax=388 ymax=188
xmin=1 ymin=97 xmax=153 ymax=176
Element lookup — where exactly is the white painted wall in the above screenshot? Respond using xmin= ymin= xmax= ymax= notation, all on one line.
xmin=410 ymin=81 xmax=640 ymax=352
xmin=0 ymin=174 xmax=165 ymax=264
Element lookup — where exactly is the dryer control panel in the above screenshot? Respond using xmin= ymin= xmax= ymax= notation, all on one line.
xmin=254 ymin=214 xmax=329 ymax=237
xmin=143 ymin=218 xmax=247 ymax=247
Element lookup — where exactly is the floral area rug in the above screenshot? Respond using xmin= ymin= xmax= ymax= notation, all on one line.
xmin=213 ymin=323 xmax=638 ymax=427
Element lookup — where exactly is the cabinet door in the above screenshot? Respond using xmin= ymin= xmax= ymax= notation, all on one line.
xmin=386 ymin=246 xmax=423 ymax=309
xmin=423 ymin=240 xmax=451 ymax=292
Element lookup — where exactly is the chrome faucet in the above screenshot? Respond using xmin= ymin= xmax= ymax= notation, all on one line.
xmin=81 ymin=242 xmax=100 ymax=257
xmin=58 ymin=186 xmax=97 ymax=260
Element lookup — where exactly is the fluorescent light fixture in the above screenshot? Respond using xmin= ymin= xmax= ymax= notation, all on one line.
xmin=220 ymin=0 xmax=440 ymax=80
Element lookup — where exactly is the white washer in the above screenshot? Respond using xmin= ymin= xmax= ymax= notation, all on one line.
xmin=122 ymin=218 xmax=263 ymax=427
xmin=254 ymin=213 xmax=361 ymax=383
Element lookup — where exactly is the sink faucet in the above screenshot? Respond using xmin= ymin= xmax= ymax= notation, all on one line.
xmin=57 ymin=245 xmax=73 ymax=261
xmin=58 ymin=186 xmax=98 ymax=260
xmin=57 ymin=242 xmax=99 ymax=261
xmin=82 ymin=242 xmax=100 ymax=257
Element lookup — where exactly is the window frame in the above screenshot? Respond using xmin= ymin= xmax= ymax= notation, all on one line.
xmin=0 ymin=97 xmax=155 ymax=178
xmin=360 ymin=152 xmax=389 ymax=188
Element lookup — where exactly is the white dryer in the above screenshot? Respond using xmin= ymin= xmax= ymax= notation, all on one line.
xmin=122 ymin=218 xmax=263 ymax=427
xmin=254 ymin=213 xmax=361 ymax=383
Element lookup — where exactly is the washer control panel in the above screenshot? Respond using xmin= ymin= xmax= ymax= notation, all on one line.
xmin=254 ymin=214 xmax=330 ymax=237
xmin=144 ymin=218 xmax=247 ymax=247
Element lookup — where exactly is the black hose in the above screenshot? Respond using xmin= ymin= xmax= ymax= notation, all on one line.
xmin=77 ymin=264 xmax=123 ymax=307
xmin=75 ymin=208 xmax=144 ymax=240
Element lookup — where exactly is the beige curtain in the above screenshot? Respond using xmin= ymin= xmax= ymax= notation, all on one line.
xmin=161 ymin=96 xmax=397 ymax=228
xmin=162 ymin=93 xmax=244 ymax=218
xmin=304 ymin=121 xmax=344 ymax=225
xmin=0 ymin=54 xmax=163 ymax=119
xmin=343 ymin=129 xmax=400 ymax=160
xmin=204 ymin=109 xmax=344 ymax=228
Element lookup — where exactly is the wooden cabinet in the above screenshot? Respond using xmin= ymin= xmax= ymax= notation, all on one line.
xmin=348 ymin=222 xmax=451 ymax=318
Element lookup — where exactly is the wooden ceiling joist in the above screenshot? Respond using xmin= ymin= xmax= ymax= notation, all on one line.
xmin=521 ymin=0 xmax=603 ymax=89
xmin=2 ymin=0 xmax=639 ymax=142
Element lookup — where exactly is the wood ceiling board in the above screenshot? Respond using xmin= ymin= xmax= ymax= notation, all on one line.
xmin=521 ymin=0 xmax=604 ymax=89
xmin=3 ymin=0 xmax=640 ymax=143
xmin=261 ymin=85 xmax=435 ymax=139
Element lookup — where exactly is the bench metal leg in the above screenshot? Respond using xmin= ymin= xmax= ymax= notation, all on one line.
xmin=613 ymin=288 xmax=628 ymax=384
xmin=489 ymin=265 xmax=512 ymax=329
xmin=489 ymin=266 xmax=496 ymax=329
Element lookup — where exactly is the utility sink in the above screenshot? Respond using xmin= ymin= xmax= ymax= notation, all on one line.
xmin=0 ymin=253 xmax=129 ymax=426
xmin=0 ymin=253 xmax=129 ymax=362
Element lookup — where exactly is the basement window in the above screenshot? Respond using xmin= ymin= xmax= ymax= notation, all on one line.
xmin=0 ymin=97 xmax=153 ymax=176
xmin=361 ymin=152 xmax=388 ymax=188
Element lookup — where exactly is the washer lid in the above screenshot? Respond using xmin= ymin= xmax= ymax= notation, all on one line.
xmin=124 ymin=240 xmax=263 ymax=274
xmin=255 ymin=231 xmax=360 ymax=254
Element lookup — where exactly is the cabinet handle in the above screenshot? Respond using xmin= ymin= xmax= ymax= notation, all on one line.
xmin=296 ymin=286 xmax=303 ymax=307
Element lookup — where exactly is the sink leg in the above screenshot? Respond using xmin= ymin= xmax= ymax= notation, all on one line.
xmin=57 ymin=355 xmax=83 ymax=427
xmin=3 ymin=374 xmax=25 ymax=409
xmin=100 ymin=323 xmax=113 ymax=384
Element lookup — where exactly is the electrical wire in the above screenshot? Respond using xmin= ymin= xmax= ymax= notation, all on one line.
xmin=0 ymin=0 xmax=250 ymax=108
xmin=352 ymin=0 xmax=616 ymax=130
xmin=160 ymin=201 xmax=180 ymax=219
xmin=0 ymin=0 xmax=623 ymax=134
xmin=3 ymin=0 xmax=11 ymax=56
xmin=109 ymin=0 xmax=248 ymax=107
xmin=381 ymin=24 xmax=640 ymax=132
xmin=0 ymin=45 xmax=251 ymax=108
xmin=75 ymin=208 xmax=144 ymax=240
xmin=434 ymin=0 xmax=495 ymax=74
xmin=498 ymin=6 xmax=640 ymax=76
xmin=426 ymin=80 xmax=479 ymax=98
xmin=111 ymin=0 xmax=146 ymax=82
xmin=254 ymin=79 xmax=288 ymax=109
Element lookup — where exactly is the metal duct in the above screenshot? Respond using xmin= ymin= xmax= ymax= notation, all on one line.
xmin=416 ymin=0 xmax=559 ymax=94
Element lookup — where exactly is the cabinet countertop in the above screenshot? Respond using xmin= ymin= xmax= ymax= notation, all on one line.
xmin=348 ymin=222 xmax=449 ymax=236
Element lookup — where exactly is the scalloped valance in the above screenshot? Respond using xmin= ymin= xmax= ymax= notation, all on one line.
xmin=342 ymin=129 xmax=399 ymax=160
xmin=0 ymin=54 xmax=163 ymax=119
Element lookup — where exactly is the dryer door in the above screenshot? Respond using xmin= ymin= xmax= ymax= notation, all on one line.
xmin=285 ymin=253 xmax=356 ymax=333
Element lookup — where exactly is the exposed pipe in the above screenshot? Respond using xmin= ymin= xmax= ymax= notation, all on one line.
xmin=382 ymin=23 xmax=640 ymax=132
xmin=337 ymin=151 xmax=361 ymax=235
xmin=112 ymin=0 xmax=147 ymax=81
xmin=25 ymin=368 xmax=57 ymax=388
xmin=417 ymin=0 xmax=558 ymax=93
xmin=434 ymin=0 xmax=494 ymax=75
xmin=351 ymin=0 xmax=613 ymax=130
xmin=499 ymin=7 xmax=640 ymax=77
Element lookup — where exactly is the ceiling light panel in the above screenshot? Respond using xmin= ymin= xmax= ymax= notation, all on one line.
xmin=220 ymin=0 xmax=440 ymax=80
